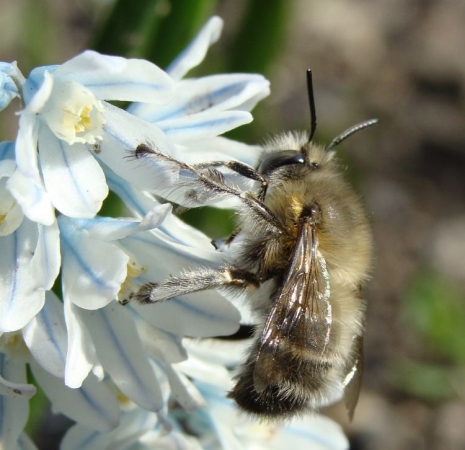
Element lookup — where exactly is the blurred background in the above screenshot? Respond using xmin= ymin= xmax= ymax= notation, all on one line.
xmin=1 ymin=0 xmax=465 ymax=449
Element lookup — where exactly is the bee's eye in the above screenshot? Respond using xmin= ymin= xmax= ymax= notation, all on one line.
xmin=257 ymin=151 xmax=305 ymax=175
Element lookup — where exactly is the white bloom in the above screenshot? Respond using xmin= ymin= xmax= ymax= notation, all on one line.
xmin=41 ymin=77 xmax=105 ymax=145
xmin=0 ymin=142 xmax=23 ymax=235
xmin=0 ymin=62 xmax=22 ymax=111
xmin=97 ymin=17 xmax=269 ymax=205
xmin=0 ymin=142 xmax=61 ymax=333
xmin=10 ymin=50 xmax=174 ymax=223
xmin=0 ymin=14 xmax=348 ymax=450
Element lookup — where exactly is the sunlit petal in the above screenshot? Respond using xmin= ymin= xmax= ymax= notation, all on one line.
xmin=70 ymin=203 xmax=171 ymax=241
xmin=131 ymin=74 xmax=269 ymax=122
xmin=0 ymin=354 xmax=30 ymax=449
xmin=165 ymin=365 xmax=206 ymax=412
xmin=39 ymin=127 xmax=108 ymax=218
xmin=0 ymin=63 xmax=20 ymax=111
xmin=30 ymin=360 xmax=120 ymax=432
xmin=23 ymin=291 xmax=67 ymax=378
xmin=0 ymin=373 xmax=36 ymax=399
xmin=15 ymin=112 xmax=40 ymax=181
xmin=55 ymin=50 xmax=174 ymax=104
xmin=7 ymin=169 xmax=55 ymax=226
xmin=166 ymin=16 xmax=223 ymax=80
xmin=0 ymin=219 xmax=45 ymax=332
xmin=63 ymin=297 xmax=95 ymax=388
xmin=59 ymin=215 xmax=128 ymax=310
xmin=158 ymin=110 xmax=253 ymax=143
xmin=97 ymin=103 xmax=178 ymax=190
xmin=0 ymin=159 xmax=23 ymax=236
xmin=61 ymin=409 xmax=158 ymax=450
xmin=80 ymin=303 xmax=164 ymax=412
xmin=29 ymin=221 xmax=60 ymax=290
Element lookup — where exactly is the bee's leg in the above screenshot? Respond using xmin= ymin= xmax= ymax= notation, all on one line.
xmin=127 ymin=266 xmax=260 ymax=305
xmin=135 ymin=144 xmax=281 ymax=232
xmin=193 ymin=160 xmax=268 ymax=200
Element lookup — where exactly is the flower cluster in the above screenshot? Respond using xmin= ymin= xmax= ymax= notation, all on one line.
xmin=0 ymin=17 xmax=349 ymax=449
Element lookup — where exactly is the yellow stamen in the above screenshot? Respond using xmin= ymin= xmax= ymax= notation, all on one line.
xmin=117 ymin=260 xmax=146 ymax=302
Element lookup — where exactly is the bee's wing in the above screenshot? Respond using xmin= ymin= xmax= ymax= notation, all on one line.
xmin=253 ymin=220 xmax=331 ymax=391
xmin=342 ymin=335 xmax=364 ymax=421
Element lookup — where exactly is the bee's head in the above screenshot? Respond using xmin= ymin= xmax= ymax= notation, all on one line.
xmin=258 ymin=132 xmax=336 ymax=179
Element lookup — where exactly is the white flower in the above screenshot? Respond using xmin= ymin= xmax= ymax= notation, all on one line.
xmin=0 ymin=15 xmax=349 ymax=450
xmin=9 ymin=50 xmax=174 ymax=223
xmin=0 ymin=62 xmax=22 ymax=111
xmin=0 ymin=142 xmax=61 ymax=333
xmin=96 ymin=16 xmax=269 ymax=205
xmin=0 ymin=142 xmax=23 ymax=235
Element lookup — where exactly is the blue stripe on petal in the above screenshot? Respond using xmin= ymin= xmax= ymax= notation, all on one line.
xmin=82 ymin=304 xmax=164 ymax=412
xmin=103 ymin=158 xmax=216 ymax=249
xmin=59 ymin=216 xmax=128 ymax=309
xmin=39 ymin=129 xmax=108 ymax=218
xmin=23 ymin=291 xmax=68 ymax=378
xmin=60 ymin=226 xmax=108 ymax=290
xmin=133 ymin=77 xmax=264 ymax=123
xmin=31 ymin=360 xmax=120 ymax=432
xmin=0 ymin=219 xmax=45 ymax=332
xmin=157 ymin=111 xmax=252 ymax=143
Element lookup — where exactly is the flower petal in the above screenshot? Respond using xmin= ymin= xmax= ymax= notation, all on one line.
xmin=23 ymin=291 xmax=67 ymax=379
xmin=39 ymin=127 xmax=108 ymax=218
xmin=15 ymin=111 xmax=41 ymax=181
xmin=130 ymin=74 xmax=269 ymax=122
xmin=130 ymin=291 xmax=240 ymax=339
xmin=124 ymin=230 xmax=240 ymax=338
xmin=63 ymin=298 xmax=95 ymax=388
xmin=0 ymin=219 xmax=45 ymax=332
xmin=0 ymin=64 xmax=20 ymax=111
xmin=181 ymin=136 xmax=262 ymax=167
xmin=0 ymin=354 xmax=30 ymax=449
xmin=59 ymin=215 xmax=129 ymax=310
xmin=104 ymin=167 xmax=222 ymax=248
xmin=97 ymin=103 xmax=178 ymax=190
xmin=30 ymin=359 xmax=120 ymax=432
xmin=158 ymin=110 xmax=253 ymax=143
xmin=183 ymin=338 xmax=249 ymax=368
xmin=166 ymin=16 xmax=223 ymax=80
xmin=23 ymin=69 xmax=55 ymax=114
xmin=70 ymin=203 xmax=171 ymax=242
xmin=55 ymin=50 xmax=174 ymax=104
xmin=0 ymin=373 xmax=36 ymax=399
xmin=79 ymin=303 xmax=164 ymax=412
xmin=165 ymin=365 xmax=206 ymax=412
xmin=141 ymin=428 xmax=203 ymax=449
xmin=0 ymin=159 xmax=24 ymax=236
xmin=136 ymin=319 xmax=187 ymax=364
xmin=61 ymin=409 xmax=158 ymax=450
xmin=29 ymin=221 xmax=60 ymax=290
xmin=264 ymin=415 xmax=350 ymax=450
xmin=7 ymin=169 xmax=55 ymax=226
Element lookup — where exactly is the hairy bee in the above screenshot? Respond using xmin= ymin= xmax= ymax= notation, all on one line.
xmin=128 ymin=70 xmax=375 ymax=420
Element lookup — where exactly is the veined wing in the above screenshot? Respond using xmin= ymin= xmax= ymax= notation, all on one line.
xmin=253 ymin=219 xmax=331 ymax=391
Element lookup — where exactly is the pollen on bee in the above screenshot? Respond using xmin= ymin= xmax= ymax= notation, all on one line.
xmin=289 ymin=194 xmax=304 ymax=220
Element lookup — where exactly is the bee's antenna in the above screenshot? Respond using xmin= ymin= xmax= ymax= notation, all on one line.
xmin=307 ymin=69 xmax=317 ymax=143
xmin=327 ymin=118 xmax=378 ymax=151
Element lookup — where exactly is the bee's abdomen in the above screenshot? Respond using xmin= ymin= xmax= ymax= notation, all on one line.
xmin=228 ymin=341 xmax=331 ymax=418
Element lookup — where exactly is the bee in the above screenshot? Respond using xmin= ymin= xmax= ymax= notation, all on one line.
xmin=128 ymin=70 xmax=375 ymax=420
